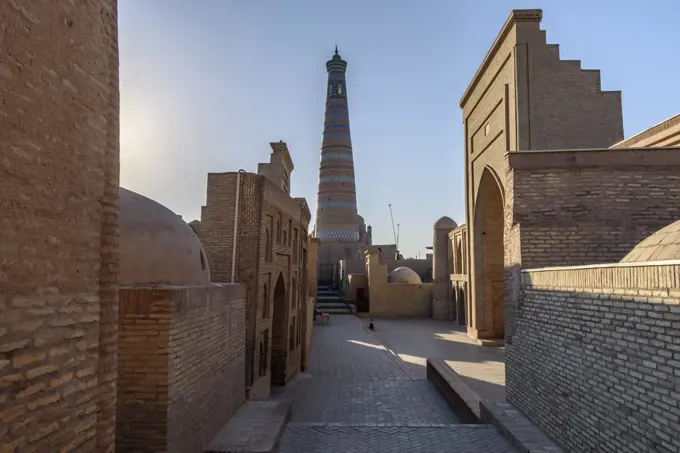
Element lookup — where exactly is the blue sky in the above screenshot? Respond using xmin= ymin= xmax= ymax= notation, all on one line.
xmin=118 ymin=0 xmax=680 ymax=258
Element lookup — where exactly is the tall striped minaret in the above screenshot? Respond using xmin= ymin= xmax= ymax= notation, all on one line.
xmin=314 ymin=47 xmax=362 ymax=264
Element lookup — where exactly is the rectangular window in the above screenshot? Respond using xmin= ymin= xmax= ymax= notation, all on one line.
xmin=289 ymin=320 xmax=295 ymax=351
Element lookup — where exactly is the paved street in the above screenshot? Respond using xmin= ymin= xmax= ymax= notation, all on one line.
xmin=364 ymin=318 xmax=506 ymax=402
xmin=278 ymin=316 xmax=515 ymax=452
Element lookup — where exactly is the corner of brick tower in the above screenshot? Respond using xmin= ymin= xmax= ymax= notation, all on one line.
xmin=0 ymin=2 xmax=120 ymax=452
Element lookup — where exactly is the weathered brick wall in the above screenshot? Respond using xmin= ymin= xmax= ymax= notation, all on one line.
xmin=202 ymin=173 xmax=239 ymax=282
xmin=116 ymin=284 xmax=246 ymax=453
xmin=369 ymin=284 xmax=433 ymax=318
xmin=0 ymin=2 xmax=120 ymax=452
xmin=167 ymin=285 xmax=246 ymax=453
xmin=508 ymin=263 xmax=680 ymax=453
xmin=509 ymin=150 xmax=680 ymax=269
xmin=116 ymin=290 xmax=170 ymax=452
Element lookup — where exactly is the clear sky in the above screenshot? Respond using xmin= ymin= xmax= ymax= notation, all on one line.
xmin=118 ymin=0 xmax=680 ymax=259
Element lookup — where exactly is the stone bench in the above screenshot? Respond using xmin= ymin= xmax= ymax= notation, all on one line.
xmin=427 ymin=359 xmax=563 ymax=453
xmin=426 ymin=358 xmax=482 ymax=423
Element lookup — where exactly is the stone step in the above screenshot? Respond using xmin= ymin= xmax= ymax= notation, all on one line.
xmin=320 ymin=308 xmax=352 ymax=315
xmin=316 ymin=302 xmax=349 ymax=310
xmin=205 ymin=400 xmax=291 ymax=453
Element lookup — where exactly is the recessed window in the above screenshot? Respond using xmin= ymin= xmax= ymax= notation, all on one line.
xmin=337 ymin=84 xmax=343 ymax=95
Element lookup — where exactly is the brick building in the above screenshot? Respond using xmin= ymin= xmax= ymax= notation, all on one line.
xmin=425 ymin=8 xmax=680 ymax=451
xmin=201 ymin=141 xmax=312 ymax=398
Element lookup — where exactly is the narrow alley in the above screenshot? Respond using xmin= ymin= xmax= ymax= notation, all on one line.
xmin=277 ymin=316 xmax=515 ymax=452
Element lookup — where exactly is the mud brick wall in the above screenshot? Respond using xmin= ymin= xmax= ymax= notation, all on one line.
xmin=508 ymin=264 xmax=680 ymax=453
xmin=116 ymin=284 xmax=246 ymax=453
xmin=0 ymin=1 xmax=120 ymax=452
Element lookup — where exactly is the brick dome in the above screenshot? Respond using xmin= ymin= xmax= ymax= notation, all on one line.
xmin=621 ymin=220 xmax=680 ymax=263
xmin=119 ymin=188 xmax=211 ymax=286
xmin=388 ymin=267 xmax=423 ymax=284
xmin=434 ymin=216 xmax=457 ymax=230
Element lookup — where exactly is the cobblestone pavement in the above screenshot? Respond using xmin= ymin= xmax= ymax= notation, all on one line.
xmin=278 ymin=316 xmax=515 ymax=452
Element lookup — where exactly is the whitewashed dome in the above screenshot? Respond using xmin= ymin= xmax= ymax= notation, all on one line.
xmin=119 ymin=188 xmax=211 ymax=286
xmin=621 ymin=220 xmax=680 ymax=263
xmin=388 ymin=267 xmax=422 ymax=284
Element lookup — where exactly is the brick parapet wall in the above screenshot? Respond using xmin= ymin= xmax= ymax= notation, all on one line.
xmin=116 ymin=284 xmax=246 ymax=453
xmin=509 ymin=154 xmax=680 ymax=268
xmin=0 ymin=2 xmax=120 ymax=451
xmin=508 ymin=262 xmax=680 ymax=452
xmin=369 ymin=283 xmax=433 ymax=318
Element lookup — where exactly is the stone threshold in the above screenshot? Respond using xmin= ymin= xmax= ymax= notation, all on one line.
xmin=427 ymin=359 xmax=563 ymax=453
xmin=287 ymin=422 xmax=488 ymax=428
xmin=205 ymin=400 xmax=291 ymax=453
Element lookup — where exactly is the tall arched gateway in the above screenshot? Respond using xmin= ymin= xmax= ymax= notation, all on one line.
xmin=472 ymin=168 xmax=505 ymax=340
xmin=271 ymin=274 xmax=289 ymax=385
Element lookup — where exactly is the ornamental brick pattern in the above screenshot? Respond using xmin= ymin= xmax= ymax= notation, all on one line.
xmin=0 ymin=1 xmax=120 ymax=451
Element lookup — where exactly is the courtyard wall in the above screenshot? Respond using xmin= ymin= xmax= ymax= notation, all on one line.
xmin=366 ymin=251 xmax=433 ymax=317
xmin=116 ymin=284 xmax=246 ymax=453
xmin=507 ymin=262 xmax=680 ymax=453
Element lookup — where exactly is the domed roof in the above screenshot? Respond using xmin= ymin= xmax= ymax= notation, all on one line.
xmin=621 ymin=220 xmax=680 ymax=263
xmin=119 ymin=188 xmax=211 ymax=286
xmin=388 ymin=267 xmax=423 ymax=284
xmin=434 ymin=216 xmax=458 ymax=230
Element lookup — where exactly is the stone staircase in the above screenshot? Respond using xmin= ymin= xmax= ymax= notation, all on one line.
xmin=316 ymin=285 xmax=352 ymax=315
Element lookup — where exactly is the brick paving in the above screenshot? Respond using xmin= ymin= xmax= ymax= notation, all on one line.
xmin=278 ymin=316 xmax=515 ymax=452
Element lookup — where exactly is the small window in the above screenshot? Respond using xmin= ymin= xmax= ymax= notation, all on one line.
xmin=337 ymin=84 xmax=343 ymax=95
xmin=262 ymin=283 xmax=269 ymax=319
xmin=289 ymin=321 xmax=295 ymax=351
xmin=259 ymin=330 xmax=269 ymax=377
xmin=296 ymin=316 xmax=301 ymax=346
xmin=291 ymin=277 xmax=297 ymax=309
xmin=484 ymin=123 xmax=490 ymax=136
xmin=265 ymin=229 xmax=271 ymax=262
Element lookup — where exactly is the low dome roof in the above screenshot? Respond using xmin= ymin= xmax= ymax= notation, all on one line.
xmin=434 ymin=216 xmax=457 ymax=230
xmin=119 ymin=188 xmax=211 ymax=286
xmin=621 ymin=220 xmax=680 ymax=263
xmin=388 ymin=267 xmax=423 ymax=284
